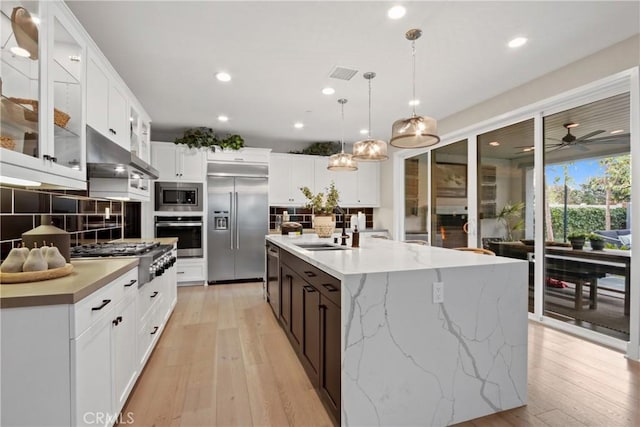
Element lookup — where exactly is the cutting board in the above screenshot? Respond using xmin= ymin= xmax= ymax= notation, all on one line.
xmin=0 ymin=264 xmax=74 ymax=284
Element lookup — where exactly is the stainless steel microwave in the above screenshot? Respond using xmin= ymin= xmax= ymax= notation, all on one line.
xmin=154 ymin=182 xmax=203 ymax=212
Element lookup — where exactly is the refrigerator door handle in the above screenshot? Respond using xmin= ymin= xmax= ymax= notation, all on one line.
xmin=235 ymin=192 xmax=240 ymax=249
xmin=229 ymin=192 xmax=234 ymax=249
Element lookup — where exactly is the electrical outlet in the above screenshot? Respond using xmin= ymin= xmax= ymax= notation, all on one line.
xmin=433 ymin=281 xmax=444 ymax=303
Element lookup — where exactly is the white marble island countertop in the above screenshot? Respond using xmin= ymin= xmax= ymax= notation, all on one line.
xmin=266 ymin=233 xmax=525 ymax=279
xmin=267 ymin=233 xmax=529 ymax=426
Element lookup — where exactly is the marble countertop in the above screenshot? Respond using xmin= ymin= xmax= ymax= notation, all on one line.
xmin=266 ymin=234 xmax=525 ymax=279
xmin=0 ymin=258 xmax=139 ymax=309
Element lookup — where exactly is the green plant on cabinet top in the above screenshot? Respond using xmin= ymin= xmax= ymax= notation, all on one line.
xmin=174 ymin=127 xmax=244 ymax=151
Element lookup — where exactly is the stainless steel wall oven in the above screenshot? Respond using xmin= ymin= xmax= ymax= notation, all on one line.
xmin=155 ymin=182 xmax=203 ymax=212
xmin=154 ymin=216 xmax=203 ymax=257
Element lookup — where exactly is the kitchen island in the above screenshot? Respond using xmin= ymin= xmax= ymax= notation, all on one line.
xmin=266 ymin=234 xmax=528 ymax=426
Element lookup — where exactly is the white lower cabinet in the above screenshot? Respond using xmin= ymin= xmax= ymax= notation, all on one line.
xmin=112 ymin=294 xmax=138 ymax=412
xmin=73 ymin=314 xmax=113 ymax=427
xmin=176 ymin=258 xmax=206 ymax=284
xmin=0 ymin=260 xmax=178 ymax=427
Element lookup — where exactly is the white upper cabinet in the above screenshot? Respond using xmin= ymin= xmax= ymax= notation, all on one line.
xmin=0 ymin=1 xmax=87 ymax=188
xmin=151 ymin=142 xmax=205 ymax=182
xmin=313 ymin=157 xmax=379 ymax=207
xmin=355 ymin=161 xmax=380 ymax=206
xmin=269 ymin=153 xmax=315 ymax=206
xmin=86 ymin=50 xmax=129 ymax=150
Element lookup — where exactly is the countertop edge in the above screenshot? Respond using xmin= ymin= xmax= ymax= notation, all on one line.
xmin=0 ymin=259 xmax=139 ymax=309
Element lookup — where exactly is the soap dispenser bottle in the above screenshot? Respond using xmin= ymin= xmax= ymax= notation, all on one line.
xmin=352 ymin=225 xmax=360 ymax=248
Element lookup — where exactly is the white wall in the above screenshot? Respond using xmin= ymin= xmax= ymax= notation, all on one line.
xmin=378 ymin=34 xmax=640 ymax=236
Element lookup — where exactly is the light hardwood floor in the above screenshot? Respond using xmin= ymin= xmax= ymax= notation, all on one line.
xmin=122 ymin=283 xmax=640 ymax=426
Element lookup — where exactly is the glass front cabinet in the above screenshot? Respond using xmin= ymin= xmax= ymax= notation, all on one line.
xmin=1 ymin=1 xmax=86 ymax=188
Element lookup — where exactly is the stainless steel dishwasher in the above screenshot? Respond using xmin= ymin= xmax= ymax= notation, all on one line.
xmin=266 ymin=242 xmax=280 ymax=318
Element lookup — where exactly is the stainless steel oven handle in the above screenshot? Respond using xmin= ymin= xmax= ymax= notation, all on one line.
xmin=155 ymin=222 xmax=203 ymax=227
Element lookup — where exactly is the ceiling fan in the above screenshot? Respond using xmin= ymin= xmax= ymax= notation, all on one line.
xmin=515 ymin=122 xmax=630 ymax=153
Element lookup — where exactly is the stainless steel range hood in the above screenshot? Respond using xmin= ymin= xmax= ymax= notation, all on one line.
xmin=86 ymin=125 xmax=159 ymax=180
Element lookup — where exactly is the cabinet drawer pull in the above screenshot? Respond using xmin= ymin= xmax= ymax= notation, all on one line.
xmin=322 ymin=283 xmax=338 ymax=292
xmin=150 ymin=326 xmax=159 ymax=335
xmin=91 ymin=299 xmax=111 ymax=311
xmin=50 ymin=157 xmax=57 ymax=163
xmin=112 ymin=319 xmax=119 ymax=326
xmin=150 ymin=291 xmax=159 ymax=298
xmin=177 ymin=271 xmax=185 ymax=274
xmin=303 ymin=285 xmax=316 ymax=292
xmin=124 ymin=279 xmax=137 ymax=287
xmin=303 ymin=271 xmax=317 ymax=278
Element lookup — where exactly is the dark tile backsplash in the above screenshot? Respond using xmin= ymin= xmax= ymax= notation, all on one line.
xmin=269 ymin=206 xmax=374 ymax=230
xmin=0 ymin=186 xmax=126 ymax=259
xmin=1 ymin=188 xmax=12 ymax=213
xmin=14 ymin=190 xmax=51 ymax=213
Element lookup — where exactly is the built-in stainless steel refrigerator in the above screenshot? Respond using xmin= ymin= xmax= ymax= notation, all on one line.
xmin=207 ymin=162 xmax=268 ymax=282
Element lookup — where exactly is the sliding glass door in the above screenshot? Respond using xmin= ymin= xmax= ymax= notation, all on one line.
xmin=431 ymin=139 xmax=468 ymax=248
xmin=543 ymin=93 xmax=631 ymax=340
xmin=477 ymin=119 xmax=535 ymax=311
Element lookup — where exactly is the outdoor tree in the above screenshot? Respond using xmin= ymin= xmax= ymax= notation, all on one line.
xmin=598 ymin=154 xmax=631 ymax=229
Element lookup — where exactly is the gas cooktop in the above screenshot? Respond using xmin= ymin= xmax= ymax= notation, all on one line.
xmin=70 ymin=242 xmax=160 ymax=257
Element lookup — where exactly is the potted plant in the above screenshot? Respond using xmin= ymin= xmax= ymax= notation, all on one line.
xmin=496 ymin=202 xmax=525 ymax=241
xmin=174 ymin=127 xmax=244 ymax=151
xmin=588 ymin=233 xmax=605 ymax=251
xmin=300 ymin=182 xmax=340 ymax=238
xmin=567 ymin=232 xmax=587 ymax=250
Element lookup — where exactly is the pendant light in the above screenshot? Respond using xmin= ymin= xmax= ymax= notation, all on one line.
xmin=353 ymin=72 xmax=388 ymax=161
xmin=390 ymin=29 xmax=440 ymax=148
xmin=327 ymin=98 xmax=358 ymax=171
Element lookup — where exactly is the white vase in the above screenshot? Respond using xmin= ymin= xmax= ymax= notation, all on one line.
xmin=314 ymin=214 xmax=335 ymax=238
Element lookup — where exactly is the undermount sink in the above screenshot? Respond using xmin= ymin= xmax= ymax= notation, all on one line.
xmin=294 ymin=242 xmax=350 ymax=251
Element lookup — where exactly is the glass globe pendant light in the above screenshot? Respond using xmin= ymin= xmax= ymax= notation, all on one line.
xmin=327 ymin=98 xmax=358 ymax=171
xmin=390 ymin=29 xmax=440 ymax=148
xmin=353 ymin=72 xmax=388 ymax=161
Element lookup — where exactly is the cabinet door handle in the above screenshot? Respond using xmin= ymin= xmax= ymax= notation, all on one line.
xmin=322 ymin=283 xmax=338 ymax=292
xmin=303 ymin=285 xmax=316 ymax=292
xmin=150 ymin=291 xmax=159 ymax=298
xmin=124 ymin=279 xmax=137 ymax=287
xmin=150 ymin=326 xmax=159 ymax=335
xmin=43 ymin=154 xmax=51 ymax=161
xmin=91 ymin=299 xmax=111 ymax=311
xmin=117 ymin=316 xmax=123 ymax=323
xmin=112 ymin=319 xmax=119 ymax=326
xmin=303 ymin=271 xmax=317 ymax=278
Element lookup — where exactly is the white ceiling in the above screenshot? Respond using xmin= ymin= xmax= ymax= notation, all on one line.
xmin=66 ymin=1 xmax=640 ymax=152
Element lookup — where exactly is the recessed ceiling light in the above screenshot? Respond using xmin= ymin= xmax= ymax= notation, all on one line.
xmin=408 ymin=99 xmax=420 ymax=106
xmin=10 ymin=46 xmax=30 ymax=57
xmin=132 ymin=173 xmax=141 ymax=179
xmin=322 ymin=87 xmax=335 ymax=95
xmin=115 ymin=166 xmax=126 ymax=173
xmin=360 ymin=129 xmax=368 ymax=135
xmin=508 ymin=37 xmax=528 ymax=48
xmin=611 ymin=129 xmax=625 ymax=134
xmin=216 ymin=72 xmax=231 ymax=82
xmin=218 ymin=115 xmax=229 ymax=122
xmin=387 ymin=5 xmax=406 ymax=19
xmin=294 ymin=122 xmax=304 ymax=129
xmin=489 ymin=141 xmax=500 ymax=147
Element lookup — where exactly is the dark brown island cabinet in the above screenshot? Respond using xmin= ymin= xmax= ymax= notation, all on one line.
xmin=265 ymin=243 xmax=341 ymax=425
